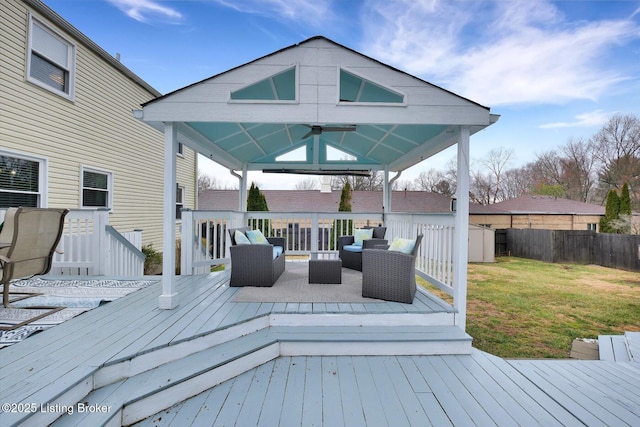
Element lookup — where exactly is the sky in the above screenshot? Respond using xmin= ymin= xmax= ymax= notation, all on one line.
xmin=43 ymin=0 xmax=640 ymax=189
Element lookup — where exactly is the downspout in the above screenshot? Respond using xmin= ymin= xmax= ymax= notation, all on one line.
xmin=229 ymin=168 xmax=247 ymax=212
xmin=383 ymin=170 xmax=401 ymax=215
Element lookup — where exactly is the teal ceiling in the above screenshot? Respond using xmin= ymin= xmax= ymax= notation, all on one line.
xmin=187 ymin=122 xmax=448 ymax=170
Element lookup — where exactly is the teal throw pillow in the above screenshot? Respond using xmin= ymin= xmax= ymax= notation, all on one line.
xmin=388 ymin=238 xmax=415 ymax=254
xmin=353 ymin=228 xmax=373 ymax=246
xmin=246 ymin=229 xmax=269 ymax=245
xmin=234 ymin=230 xmax=251 ymax=245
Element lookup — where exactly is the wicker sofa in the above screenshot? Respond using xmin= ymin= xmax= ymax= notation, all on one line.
xmin=361 ymin=234 xmax=423 ymax=304
xmin=337 ymin=226 xmax=387 ymax=271
xmin=227 ymin=227 xmax=286 ymax=287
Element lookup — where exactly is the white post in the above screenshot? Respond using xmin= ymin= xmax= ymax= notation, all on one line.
xmin=181 ymin=209 xmax=193 ymax=275
xmin=453 ymin=126 xmax=470 ymax=330
xmin=95 ymin=208 xmax=110 ymax=275
xmin=160 ymin=122 xmax=178 ymax=309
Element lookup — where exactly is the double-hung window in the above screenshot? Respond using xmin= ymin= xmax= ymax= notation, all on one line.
xmin=81 ymin=167 xmax=112 ymax=209
xmin=27 ymin=16 xmax=76 ymax=99
xmin=176 ymin=185 xmax=185 ymax=220
xmin=0 ymin=152 xmax=46 ymax=208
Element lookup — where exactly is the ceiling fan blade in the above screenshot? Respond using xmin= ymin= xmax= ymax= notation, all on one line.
xmin=300 ymin=124 xmax=356 ymax=140
xmin=322 ymin=126 xmax=357 ymax=132
xmin=301 ymin=125 xmax=322 ymax=140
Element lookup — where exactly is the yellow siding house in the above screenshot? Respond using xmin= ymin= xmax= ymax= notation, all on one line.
xmin=0 ymin=0 xmax=196 ymax=248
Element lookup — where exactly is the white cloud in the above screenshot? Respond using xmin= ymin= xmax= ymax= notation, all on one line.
xmin=106 ymin=0 xmax=183 ymax=23
xmin=539 ymin=109 xmax=614 ymax=129
xmin=361 ymin=0 xmax=640 ymax=107
xmin=208 ymin=0 xmax=335 ymax=28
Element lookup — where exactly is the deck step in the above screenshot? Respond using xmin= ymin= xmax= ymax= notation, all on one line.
xmin=598 ymin=334 xmax=632 ymax=362
xmin=49 ymin=324 xmax=470 ymax=426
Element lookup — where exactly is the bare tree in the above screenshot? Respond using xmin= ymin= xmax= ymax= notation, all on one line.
xmin=294 ymin=178 xmax=320 ymax=190
xmin=331 ymin=171 xmax=384 ymax=191
xmin=501 ymin=165 xmax=533 ymax=199
xmin=558 ymin=138 xmax=597 ymax=202
xmin=590 ymin=113 xmax=640 ymax=209
xmin=469 ymin=170 xmax=494 ymax=205
xmin=197 ymin=171 xmax=218 ymax=194
xmin=478 ymin=147 xmax=514 ymax=203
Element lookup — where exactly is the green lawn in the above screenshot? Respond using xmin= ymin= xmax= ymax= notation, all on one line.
xmin=422 ymin=257 xmax=640 ymax=359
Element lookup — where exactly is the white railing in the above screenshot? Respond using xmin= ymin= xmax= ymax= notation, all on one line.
xmin=180 ymin=210 xmax=455 ymax=296
xmin=180 ymin=210 xmax=385 ymax=275
xmin=386 ymin=213 xmax=456 ymax=296
xmin=0 ymin=208 xmax=145 ymax=277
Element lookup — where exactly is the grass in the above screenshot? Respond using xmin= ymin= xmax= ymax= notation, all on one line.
xmin=421 ymin=257 xmax=640 ymax=359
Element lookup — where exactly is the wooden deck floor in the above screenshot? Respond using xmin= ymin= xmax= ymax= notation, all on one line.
xmin=134 ymin=351 xmax=640 ymax=427
xmin=0 ymin=263 xmax=460 ymax=426
xmin=1 ymin=263 xmax=638 ymax=426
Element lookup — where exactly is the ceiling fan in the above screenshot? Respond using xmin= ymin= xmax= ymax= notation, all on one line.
xmin=301 ymin=124 xmax=356 ymax=140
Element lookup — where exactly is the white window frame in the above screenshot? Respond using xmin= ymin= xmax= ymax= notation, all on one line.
xmin=0 ymin=149 xmax=48 ymax=208
xmin=80 ymin=166 xmax=113 ymax=210
xmin=27 ymin=14 xmax=76 ymax=100
xmin=176 ymin=184 xmax=185 ymax=221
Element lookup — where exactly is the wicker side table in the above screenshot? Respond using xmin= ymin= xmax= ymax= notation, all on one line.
xmin=308 ymin=258 xmax=342 ymax=284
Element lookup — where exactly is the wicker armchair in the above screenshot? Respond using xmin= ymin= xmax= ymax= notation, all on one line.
xmin=361 ymin=234 xmax=423 ymax=304
xmin=227 ymin=227 xmax=286 ymax=287
xmin=337 ymin=226 xmax=387 ymax=271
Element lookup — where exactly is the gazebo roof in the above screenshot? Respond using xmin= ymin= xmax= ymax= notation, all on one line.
xmin=138 ymin=36 xmax=498 ymax=175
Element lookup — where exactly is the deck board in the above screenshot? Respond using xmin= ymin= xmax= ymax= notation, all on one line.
xmin=141 ymin=350 xmax=640 ymax=427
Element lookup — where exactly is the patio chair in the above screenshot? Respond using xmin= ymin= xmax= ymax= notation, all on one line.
xmin=361 ymin=234 xmax=423 ymax=304
xmin=1 ymin=207 xmax=69 ymax=330
xmin=227 ymin=226 xmax=286 ymax=287
xmin=338 ymin=226 xmax=387 ymax=271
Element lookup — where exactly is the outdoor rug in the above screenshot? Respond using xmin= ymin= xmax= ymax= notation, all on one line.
xmin=0 ymin=278 xmax=156 ymax=348
xmin=232 ymin=262 xmax=383 ymax=303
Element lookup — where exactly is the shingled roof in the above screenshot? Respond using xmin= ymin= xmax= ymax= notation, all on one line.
xmin=491 ymin=195 xmax=605 ymax=215
xmin=198 ymin=190 xmax=506 ymax=214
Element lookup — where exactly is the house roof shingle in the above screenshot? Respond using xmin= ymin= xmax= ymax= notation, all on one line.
xmin=491 ymin=195 xmax=605 ymax=215
xmin=198 ymin=190 xmax=508 ymax=214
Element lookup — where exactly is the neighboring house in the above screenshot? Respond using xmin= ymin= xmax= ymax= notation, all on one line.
xmin=484 ymin=195 xmax=605 ymax=231
xmin=0 ymin=0 xmax=197 ymax=248
xmin=199 ymin=188 xmax=506 ymax=216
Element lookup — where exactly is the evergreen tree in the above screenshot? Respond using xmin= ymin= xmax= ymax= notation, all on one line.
xmin=615 ymin=183 xmax=632 ymax=234
xmin=599 ymin=189 xmax=620 ymax=233
xmin=619 ymin=183 xmax=631 ymax=215
xmin=339 ymin=181 xmax=353 ymax=212
xmin=331 ymin=181 xmax=353 ymax=249
xmin=246 ymin=183 xmax=270 ymax=234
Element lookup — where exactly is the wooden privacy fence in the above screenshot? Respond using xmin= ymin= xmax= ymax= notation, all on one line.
xmin=505 ymin=228 xmax=640 ymax=272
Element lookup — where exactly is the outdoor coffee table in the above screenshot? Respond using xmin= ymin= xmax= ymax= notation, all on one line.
xmin=308 ymin=252 xmax=342 ymax=284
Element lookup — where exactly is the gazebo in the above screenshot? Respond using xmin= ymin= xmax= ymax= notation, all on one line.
xmin=135 ymin=36 xmax=499 ymax=324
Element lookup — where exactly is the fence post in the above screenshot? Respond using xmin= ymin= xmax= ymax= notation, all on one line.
xmin=311 ymin=213 xmax=319 ymax=254
xmin=95 ymin=208 xmax=110 ymax=275
xmin=181 ymin=209 xmax=193 ymax=275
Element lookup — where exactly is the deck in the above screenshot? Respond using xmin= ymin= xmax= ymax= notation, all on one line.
xmin=1 ymin=262 xmax=638 ymax=426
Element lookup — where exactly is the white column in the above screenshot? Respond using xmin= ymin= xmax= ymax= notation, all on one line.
xmin=159 ymin=122 xmax=178 ymax=309
xmin=453 ymin=126 xmax=470 ymax=330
